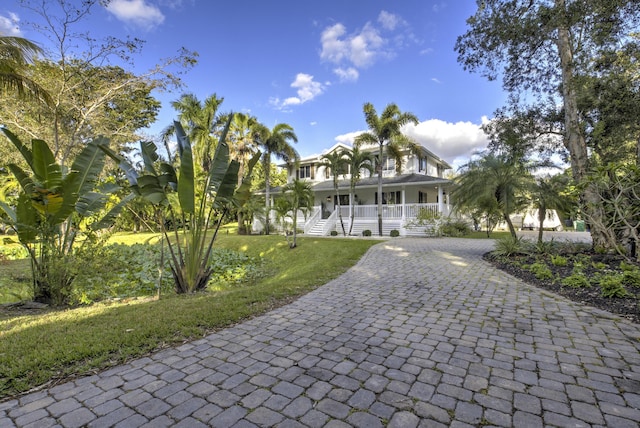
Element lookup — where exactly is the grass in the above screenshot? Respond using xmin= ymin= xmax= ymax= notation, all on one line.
xmin=0 ymin=231 xmax=379 ymax=399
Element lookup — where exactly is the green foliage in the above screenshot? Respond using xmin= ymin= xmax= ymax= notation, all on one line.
xmin=103 ymin=115 xmax=260 ymax=293
xmin=597 ymin=274 xmax=630 ymax=298
xmin=330 ymin=230 xmax=338 ymax=236
xmin=390 ymin=229 xmax=400 ymax=237
xmin=619 ymin=261 xmax=640 ymax=287
xmin=274 ymin=179 xmax=314 ymax=248
xmin=591 ymin=261 xmax=607 ymax=270
xmin=492 ymin=235 xmax=528 ymax=257
xmin=550 ymin=255 xmax=568 ymax=267
xmin=527 ymin=261 xmax=553 ymax=281
xmin=0 ymin=245 xmax=28 ymax=261
xmin=0 ymin=128 xmax=133 ymax=305
xmin=534 ymin=238 xmax=557 ymax=255
xmin=560 ymin=273 xmax=591 ymax=288
xmin=363 ymin=229 xmax=372 ymax=237
xmin=439 ymin=218 xmax=472 ymax=237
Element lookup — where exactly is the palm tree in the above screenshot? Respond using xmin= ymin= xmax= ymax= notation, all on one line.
xmin=354 ymin=102 xmax=419 ymax=236
xmin=530 ymin=173 xmax=572 ymax=245
xmin=255 ymin=123 xmax=299 ymax=235
xmin=0 ymin=35 xmax=50 ymax=104
xmin=320 ymin=151 xmax=348 ymax=235
xmin=163 ymin=93 xmax=224 ymax=173
xmin=280 ymin=179 xmax=314 ymax=248
xmin=343 ymin=147 xmax=375 ymax=235
xmin=452 ymin=153 xmax=534 ymax=239
xmin=227 ymin=113 xmax=262 ymax=234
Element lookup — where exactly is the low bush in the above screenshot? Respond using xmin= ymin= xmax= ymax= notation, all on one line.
xmin=527 ymin=261 xmax=553 ymax=280
xmin=550 ymin=255 xmax=568 ymax=267
xmin=390 ymin=229 xmax=400 ymax=237
xmin=560 ymin=273 xmax=591 ymax=288
xmin=597 ymin=273 xmax=630 ymax=298
xmin=493 ymin=236 xmax=529 ymax=257
xmin=439 ymin=218 xmax=472 ymax=237
xmin=363 ymin=230 xmax=372 ymax=237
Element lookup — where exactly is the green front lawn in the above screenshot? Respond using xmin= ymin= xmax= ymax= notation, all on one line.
xmin=0 ymin=233 xmax=379 ymax=400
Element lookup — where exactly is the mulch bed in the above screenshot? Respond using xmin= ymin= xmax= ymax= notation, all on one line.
xmin=484 ymin=251 xmax=640 ymax=325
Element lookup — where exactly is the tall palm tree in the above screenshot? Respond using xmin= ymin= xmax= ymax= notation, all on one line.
xmin=354 ymin=102 xmax=419 ymax=236
xmin=320 ymin=151 xmax=348 ymax=235
xmin=0 ymin=35 xmax=50 ymax=104
xmin=228 ymin=112 xmax=262 ymax=234
xmin=255 ymin=123 xmax=299 ymax=235
xmin=343 ymin=147 xmax=375 ymax=235
xmin=452 ymin=153 xmax=534 ymax=239
xmin=163 ymin=93 xmax=224 ymax=173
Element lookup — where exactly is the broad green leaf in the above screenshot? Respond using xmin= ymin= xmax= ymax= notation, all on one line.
xmin=90 ymin=193 xmax=136 ymax=231
xmin=69 ymin=138 xmax=107 ymax=197
xmin=235 ymin=151 xmax=262 ymax=207
xmin=31 ymin=139 xmax=62 ymax=190
xmin=140 ymin=140 xmax=160 ymax=175
xmin=138 ymin=175 xmax=168 ymax=205
xmin=98 ymin=143 xmax=139 ymax=188
xmin=174 ymin=121 xmax=190 ymax=159
xmin=1 ymin=127 xmax=32 ymax=167
xmin=0 ymin=201 xmax=16 ymax=223
xmin=76 ymin=192 xmax=108 ymax=217
xmin=15 ymin=193 xmax=37 ymax=243
xmin=158 ymin=162 xmax=178 ymax=191
xmin=207 ymin=113 xmax=233 ymax=194
xmin=7 ymin=164 xmax=35 ymax=195
xmin=177 ymin=134 xmax=195 ymax=214
xmin=215 ymin=160 xmax=240 ymax=206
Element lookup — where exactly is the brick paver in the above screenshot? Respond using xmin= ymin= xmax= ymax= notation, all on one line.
xmin=2 ymin=237 xmax=640 ymax=427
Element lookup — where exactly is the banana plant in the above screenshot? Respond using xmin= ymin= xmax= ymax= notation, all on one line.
xmin=0 ymin=127 xmax=134 ymax=304
xmin=101 ymin=115 xmax=260 ymax=293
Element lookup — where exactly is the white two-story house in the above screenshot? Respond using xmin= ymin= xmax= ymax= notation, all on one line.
xmin=256 ymin=141 xmax=454 ymax=236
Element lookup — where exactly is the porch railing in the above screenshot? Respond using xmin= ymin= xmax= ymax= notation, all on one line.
xmin=303 ymin=206 xmax=321 ymax=234
xmin=346 ymin=203 xmax=444 ymax=219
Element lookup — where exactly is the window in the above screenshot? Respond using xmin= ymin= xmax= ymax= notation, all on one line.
xmin=297 ymin=164 xmax=314 ymax=179
xmin=418 ymin=191 xmax=427 ymax=203
xmin=382 ymin=157 xmax=395 ymax=172
xmin=375 ymin=191 xmax=401 ymax=205
xmin=419 ymin=157 xmax=427 ymax=172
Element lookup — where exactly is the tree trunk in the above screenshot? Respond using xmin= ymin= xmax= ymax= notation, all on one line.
xmin=348 ymin=189 xmax=355 ymax=235
xmin=537 ymin=207 xmax=545 ymax=245
xmin=504 ymin=212 xmax=517 ymax=239
xmin=377 ymin=143 xmax=383 ymax=236
xmin=264 ymin=156 xmax=271 ymax=235
xmin=555 ymin=1 xmax=607 ymax=249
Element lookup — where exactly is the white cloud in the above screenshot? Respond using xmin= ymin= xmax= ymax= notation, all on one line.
xmin=272 ymin=73 xmax=326 ymax=110
xmin=0 ymin=12 xmax=22 ymax=36
xmin=420 ymin=48 xmax=434 ymax=55
xmin=431 ymin=77 xmax=442 ymax=84
xmin=378 ymin=11 xmax=406 ymax=31
xmin=403 ymin=118 xmax=491 ymax=169
xmin=105 ymin=0 xmax=165 ymax=30
xmin=334 ymin=130 xmax=364 ymax=146
xmin=333 ymin=67 xmax=359 ymax=82
xmin=310 ymin=121 xmax=317 ymax=126
xmin=320 ymin=11 xmax=414 ymax=82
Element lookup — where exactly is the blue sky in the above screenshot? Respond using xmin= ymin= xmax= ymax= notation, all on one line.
xmin=1 ymin=0 xmax=507 ymax=169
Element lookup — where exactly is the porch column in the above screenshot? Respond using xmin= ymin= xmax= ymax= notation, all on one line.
xmin=401 ymin=188 xmax=406 ymax=222
xmin=438 ymin=186 xmax=444 ymax=215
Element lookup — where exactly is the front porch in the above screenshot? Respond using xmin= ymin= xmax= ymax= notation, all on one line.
xmin=263 ymin=202 xmax=453 ymax=237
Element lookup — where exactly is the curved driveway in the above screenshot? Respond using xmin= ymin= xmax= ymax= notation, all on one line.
xmin=2 ymin=238 xmax=640 ymax=427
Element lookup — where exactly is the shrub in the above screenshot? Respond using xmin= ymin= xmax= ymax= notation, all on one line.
xmin=535 ymin=239 xmax=557 ymax=255
xmin=0 ymin=246 xmax=29 ymax=261
xmin=493 ymin=236 xmax=529 ymax=257
xmin=390 ymin=229 xmax=400 ymax=237
xmin=527 ymin=261 xmax=553 ymax=280
xmin=550 ymin=255 xmax=568 ymax=267
xmin=330 ymin=230 xmax=338 ymax=236
xmin=560 ymin=273 xmax=591 ymax=288
xmin=439 ymin=219 xmax=472 ymax=237
xmin=363 ymin=230 xmax=372 ymax=237
xmin=591 ymin=261 xmax=606 ymax=270
xmin=597 ymin=274 xmax=630 ymax=298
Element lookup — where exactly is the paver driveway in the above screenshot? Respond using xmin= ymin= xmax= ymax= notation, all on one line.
xmin=2 ymin=238 xmax=639 ymax=427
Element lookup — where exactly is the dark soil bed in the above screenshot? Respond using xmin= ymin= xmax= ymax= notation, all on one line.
xmin=484 ymin=251 xmax=640 ymax=325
